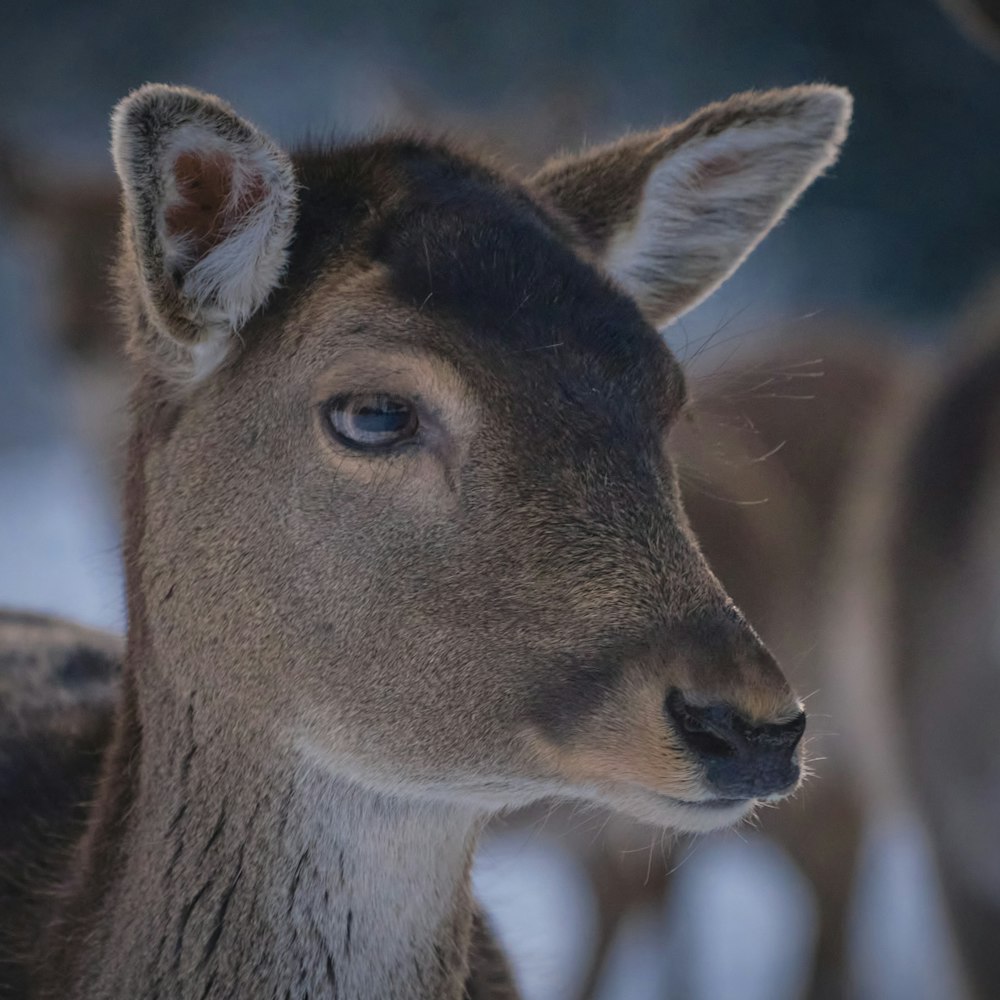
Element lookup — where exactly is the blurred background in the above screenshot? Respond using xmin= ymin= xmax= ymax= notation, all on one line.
xmin=2 ymin=2 xmax=999 ymax=998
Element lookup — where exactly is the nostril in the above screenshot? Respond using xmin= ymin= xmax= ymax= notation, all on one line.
xmin=749 ymin=711 xmax=806 ymax=752
xmin=679 ymin=724 xmax=738 ymax=760
xmin=665 ymin=690 xmax=739 ymax=760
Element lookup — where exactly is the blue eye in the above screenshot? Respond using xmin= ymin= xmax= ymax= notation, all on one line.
xmin=326 ymin=394 xmax=418 ymax=450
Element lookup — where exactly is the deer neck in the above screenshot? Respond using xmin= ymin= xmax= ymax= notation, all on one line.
xmin=57 ymin=668 xmax=483 ymax=1000
xmin=47 ymin=393 xmax=484 ymax=1000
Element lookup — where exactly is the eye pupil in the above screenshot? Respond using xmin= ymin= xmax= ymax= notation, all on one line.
xmin=326 ymin=394 xmax=418 ymax=450
xmin=353 ymin=400 xmax=410 ymax=433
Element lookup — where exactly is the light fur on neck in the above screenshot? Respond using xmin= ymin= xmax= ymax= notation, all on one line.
xmin=53 ymin=677 xmax=483 ymax=1000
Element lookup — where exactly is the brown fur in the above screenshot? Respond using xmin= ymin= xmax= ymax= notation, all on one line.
xmin=826 ymin=299 xmax=1000 ymax=1000
xmin=0 ymin=612 xmax=120 ymax=998
xmin=937 ymin=0 xmax=1000 ymax=57
xmin=888 ymin=326 xmax=1000 ymax=999
xmin=0 ymin=83 xmax=852 ymax=998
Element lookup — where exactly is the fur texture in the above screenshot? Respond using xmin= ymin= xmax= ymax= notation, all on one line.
xmin=533 ymin=86 xmax=851 ymax=325
xmin=890 ymin=333 xmax=1000 ymax=997
xmin=0 ymin=612 xmax=120 ymax=999
xmin=111 ymin=84 xmax=298 ymax=381
xmin=3 ymin=82 xmax=853 ymax=999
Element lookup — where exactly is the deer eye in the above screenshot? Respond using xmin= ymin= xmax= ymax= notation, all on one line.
xmin=325 ymin=394 xmax=418 ymax=451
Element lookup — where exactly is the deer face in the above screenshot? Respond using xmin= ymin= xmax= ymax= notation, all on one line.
xmin=112 ymin=84 xmax=850 ymax=832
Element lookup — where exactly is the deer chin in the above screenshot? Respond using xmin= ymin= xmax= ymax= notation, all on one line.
xmin=588 ymin=780 xmax=758 ymax=834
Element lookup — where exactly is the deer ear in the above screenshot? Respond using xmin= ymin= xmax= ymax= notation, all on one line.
xmin=111 ymin=84 xmax=297 ymax=380
xmin=531 ymin=86 xmax=852 ymax=327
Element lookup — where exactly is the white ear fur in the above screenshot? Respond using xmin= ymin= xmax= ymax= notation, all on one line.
xmin=111 ymin=84 xmax=297 ymax=381
xmin=534 ymin=86 xmax=852 ymax=327
xmin=608 ymin=88 xmax=851 ymax=324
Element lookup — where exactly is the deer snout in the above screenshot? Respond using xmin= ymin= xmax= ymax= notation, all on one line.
xmin=665 ymin=689 xmax=805 ymax=799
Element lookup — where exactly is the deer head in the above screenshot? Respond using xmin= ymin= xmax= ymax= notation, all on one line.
xmin=111 ymin=82 xmax=850 ymax=834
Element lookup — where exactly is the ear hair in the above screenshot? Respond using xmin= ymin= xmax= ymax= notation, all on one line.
xmin=532 ymin=86 xmax=853 ymax=327
xmin=111 ymin=84 xmax=297 ymax=382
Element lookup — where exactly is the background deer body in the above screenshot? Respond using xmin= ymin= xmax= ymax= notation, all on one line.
xmin=824 ymin=305 xmax=1000 ymax=1000
xmin=0 ymin=84 xmax=850 ymax=998
xmin=892 ymin=341 xmax=1000 ymax=998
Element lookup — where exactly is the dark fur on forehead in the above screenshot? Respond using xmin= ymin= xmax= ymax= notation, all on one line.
xmin=286 ymin=133 xmax=578 ymax=275
xmin=283 ymin=133 xmax=685 ymax=410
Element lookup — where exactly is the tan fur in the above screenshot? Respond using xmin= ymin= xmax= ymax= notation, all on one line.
xmin=3 ymin=83 xmax=853 ymax=999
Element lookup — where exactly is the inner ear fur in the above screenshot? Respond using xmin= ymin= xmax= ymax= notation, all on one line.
xmin=111 ymin=84 xmax=297 ymax=380
xmin=531 ymin=85 xmax=853 ymax=327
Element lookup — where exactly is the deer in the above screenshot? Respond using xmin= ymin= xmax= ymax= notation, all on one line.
xmin=824 ymin=293 xmax=1000 ymax=1000
xmin=0 ymin=82 xmax=851 ymax=999
xmin=890 ymin=324 xmax=1000 ymax=1000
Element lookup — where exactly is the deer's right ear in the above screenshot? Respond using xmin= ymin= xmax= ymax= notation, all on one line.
xmin=111 ymin=84 xmax=297 ymax=381
xmin=531 ymin=86 xmax=851 ymax=329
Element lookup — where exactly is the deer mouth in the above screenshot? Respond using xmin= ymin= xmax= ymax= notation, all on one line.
xmin=660 ymin=795 xmax=751 ymax=810
xmin=575 ymin=778 xmax=758 ymax=834
xmin=648 ymin=796 xmax=755 ymax=832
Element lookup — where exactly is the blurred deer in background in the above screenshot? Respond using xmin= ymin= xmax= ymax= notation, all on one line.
xmin=936 ymin=0 xmax=1000 ymax=57
xmin=889 ymin=321 xmax=1000 ymax=1000
xmin=828 ymin=282 xmax=1000 ymax=1000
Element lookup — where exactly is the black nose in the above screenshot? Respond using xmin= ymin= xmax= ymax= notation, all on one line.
xmin=665 ymin=689 xmax=805 ymax=799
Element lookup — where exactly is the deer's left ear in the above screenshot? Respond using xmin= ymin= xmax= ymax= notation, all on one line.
xmin=531 ymin=86 xmax=852 ymax=327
